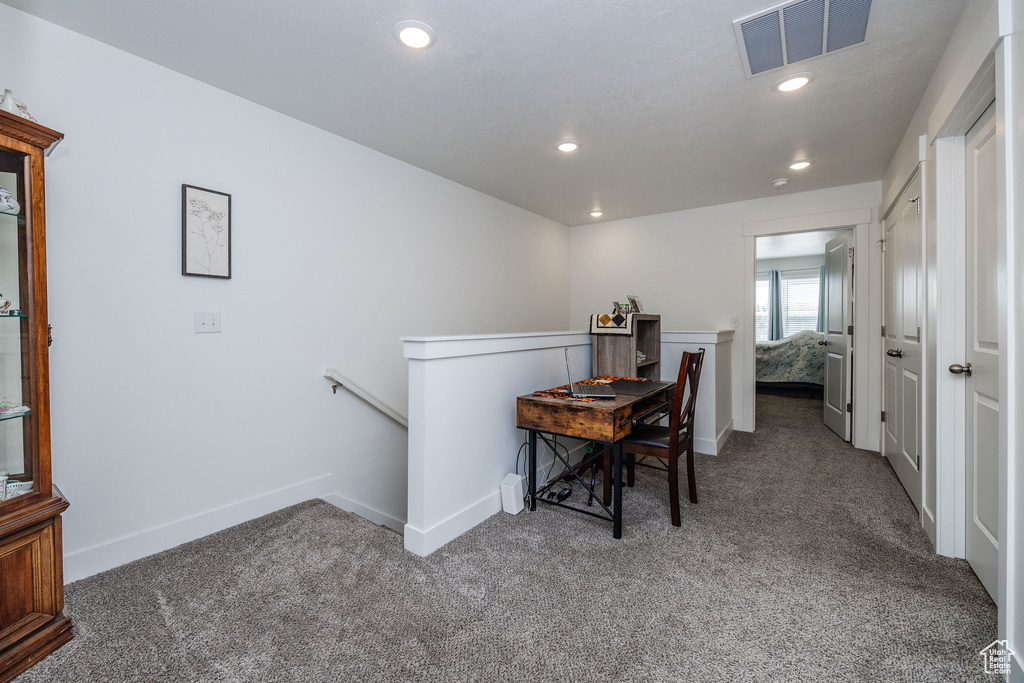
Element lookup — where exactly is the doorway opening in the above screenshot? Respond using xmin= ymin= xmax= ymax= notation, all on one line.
xmin=754 ymin=228 xmax=855 ymax=442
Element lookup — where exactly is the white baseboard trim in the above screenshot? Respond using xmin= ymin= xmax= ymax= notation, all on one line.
xmin=404 ymin=490 xmax=502 ymax=557
xmin=63 ymin=474 xmax=333 ymax=584
xmin=718 ymin=420 xmax=734 ymax=453
xmin=855 ymin=436 xmax=881 ymax=453
xmin=695 ymin=420 xmax=734 ymax=456
xmin=403 ymin=441 xmax=599 ymax=557
xmin=732 ymin=415 xmax=752 ymax=433
xmin=694 ymin=437 xmax=717 ymax=455
xmin=1009 ymin=650 xmax=1022 ymax=682
xmin=321 ymin=493 xmax=405 ymax=534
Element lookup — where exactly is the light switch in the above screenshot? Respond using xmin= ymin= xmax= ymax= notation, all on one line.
xmin=194 ymin=311 xmax=221 ymax=334
xmin=730 ymin=316 xmax=740 ymax=329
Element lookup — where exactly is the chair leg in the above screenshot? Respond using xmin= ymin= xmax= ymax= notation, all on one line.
xmin=626 ymin=452 xmax=635 ymax=487
xmin=686 ymin=442 xmax=698 ymax=504
xmin=668 ymin=454 xmax=681 ymax=527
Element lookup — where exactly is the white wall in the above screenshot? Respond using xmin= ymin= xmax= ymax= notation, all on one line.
xmin=998 ymin=3 xmax=1023 ymax=677
xmin=1004 ymin=4 xmax=1024 ymax=675
xmin=569 ymin=181 xmax=881 ymax=433
xmin=403 ymin=333 xmax=592 ymax=556
xmin=0 ymin=5 xmax=570 ymax=580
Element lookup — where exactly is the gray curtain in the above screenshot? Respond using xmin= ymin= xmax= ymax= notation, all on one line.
xmin=768 ymin=269 xmax=783 ymax=341
xmin=817 ymin=265 xmax=826 ymax=333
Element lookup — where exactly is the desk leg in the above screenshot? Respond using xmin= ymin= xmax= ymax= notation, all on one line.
xmin=613 ymin=441 xmax=622 ymax=539
xmin=528 ymin=429 xmax=537 ymax=511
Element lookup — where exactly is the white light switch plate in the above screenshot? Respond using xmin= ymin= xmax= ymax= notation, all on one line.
xmin=194 ymin=311 xmax=221 ymax=333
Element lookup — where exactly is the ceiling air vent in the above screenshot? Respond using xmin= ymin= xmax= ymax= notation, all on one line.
xmin=734 ymin=0 xmax=873 ymax=78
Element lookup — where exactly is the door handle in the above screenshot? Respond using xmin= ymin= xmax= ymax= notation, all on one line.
xmin=886 ymin=348 xmax=903 ymax=358
xmin=949 ymin=363 xmax=972 ymax=377
xmin=818 ymin=340 xmax=827 ymax=346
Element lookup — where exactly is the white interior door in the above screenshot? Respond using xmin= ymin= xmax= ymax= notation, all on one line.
xmin=882 ymin=172 xmax=923 ymax=511
xmin=823 ymin=232 xmax=853 ymax=440
xmin=963 ymin=103 xmax=999 ymax=599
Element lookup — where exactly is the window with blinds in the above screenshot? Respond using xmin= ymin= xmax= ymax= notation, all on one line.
xmin=755 ymin=268 xmax=821 ymax=342
xmin=780 ymin=268 xmax=820 ymax=336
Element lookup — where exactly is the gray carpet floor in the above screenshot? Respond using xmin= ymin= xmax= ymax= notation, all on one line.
xmin=19 ymin=395 xmax=996 ymax=682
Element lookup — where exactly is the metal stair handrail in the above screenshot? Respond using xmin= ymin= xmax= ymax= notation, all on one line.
xmin=323 ymin=368 xmax=408 ymax=428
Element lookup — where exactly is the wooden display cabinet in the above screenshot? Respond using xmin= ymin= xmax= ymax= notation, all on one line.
xmin=0 ymin=110 xmax=72 ymax=682
xmin=592 ymin=314 xmax=661 ymax=380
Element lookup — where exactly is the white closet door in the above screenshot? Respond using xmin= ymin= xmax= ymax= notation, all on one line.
xmin=964 ymin=102 xmax=999 ymax=599
xmin=882 ymin=172 xmax=923 ymax=511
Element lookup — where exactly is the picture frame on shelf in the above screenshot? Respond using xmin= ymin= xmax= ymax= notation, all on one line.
xmin=182 ymin=184 xmax=231 ymax=279
xmin=627 ymin=295 xmax=644 ymax=313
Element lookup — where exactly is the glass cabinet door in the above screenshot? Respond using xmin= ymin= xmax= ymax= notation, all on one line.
xmin=0 ymin=148 xmax=36 ymax=504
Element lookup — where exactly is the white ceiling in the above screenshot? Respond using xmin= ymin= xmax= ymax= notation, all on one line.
xmin=756 ymin=228 xmax=848 ymax=259
xmin=1 ymin=0 xmax=967 ymax=226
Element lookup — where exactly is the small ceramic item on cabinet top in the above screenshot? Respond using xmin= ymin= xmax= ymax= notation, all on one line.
xmin=0 ymin=89 xmax=36 ymax=122
xmin=0 ymin=183 xmax=19 ymax=215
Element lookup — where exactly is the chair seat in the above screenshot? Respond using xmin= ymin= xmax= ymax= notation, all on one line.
xmin=625 ymin=424 xmax=691 ymax=450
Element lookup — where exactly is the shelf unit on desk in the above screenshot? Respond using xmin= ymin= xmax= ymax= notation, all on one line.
xmin=592 ymin=314 xmax=661 ymax=379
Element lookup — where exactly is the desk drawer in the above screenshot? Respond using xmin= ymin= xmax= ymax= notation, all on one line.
xmin=517 ymin=398 xmax=632 ymax=442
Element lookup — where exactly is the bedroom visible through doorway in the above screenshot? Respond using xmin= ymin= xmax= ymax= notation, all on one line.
xmin=755 ymin=228 xmax=854 ymax=441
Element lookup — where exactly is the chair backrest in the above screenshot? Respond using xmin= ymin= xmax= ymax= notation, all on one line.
xmin=668 ymin=348 xmax=706 ymax=446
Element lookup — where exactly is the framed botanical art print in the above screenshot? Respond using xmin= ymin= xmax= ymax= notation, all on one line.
xmin=182 ymin=184 xmax=231 ymax=278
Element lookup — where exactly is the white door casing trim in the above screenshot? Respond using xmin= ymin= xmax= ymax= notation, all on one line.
xmin=932 ymin=58 xmax=997 ymax=561
xmin=742 ymin=208 xmax=879 ymax=450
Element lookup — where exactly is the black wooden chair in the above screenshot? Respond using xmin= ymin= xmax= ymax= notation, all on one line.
xmin=621 ymin=348 xmax=705 ymax=526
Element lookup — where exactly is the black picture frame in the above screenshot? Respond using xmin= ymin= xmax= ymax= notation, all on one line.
xmin=182 ymin=184 xmax=231 ymax=279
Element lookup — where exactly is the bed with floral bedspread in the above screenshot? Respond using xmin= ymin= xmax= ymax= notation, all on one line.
xmin=755 ymin=330 xmax=825 ymax=391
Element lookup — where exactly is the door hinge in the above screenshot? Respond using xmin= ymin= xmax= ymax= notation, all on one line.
xmin=881 ymin=411 xmax=886 ymax=423
xmin=881 ymin=325 xmax=886 ymax=337
xmin=848 ymin=247 xmax=854 ymax=258
xmin=917 ymin=326 xmax=921 ymax=338
xmin=916 ymin=454 xmax=921 ymax=469
xmin=847 ymin=402 xmax=853 ymax=413
xmin=847 ymin=325 xmax=853 ymax=336
xmin=880 ymin=239 xmax=886 ymax=252
xmin=909 ymin=195 xmax=921 ymax=215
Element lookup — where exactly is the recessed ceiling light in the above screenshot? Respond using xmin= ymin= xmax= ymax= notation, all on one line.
xmin=590 ymin=210 xmax=603 ymax=218
xmin=789 ymin=160 xmax=811 ymax=170
xmin=773 ymin=72 xmax=814 ymax=92
xmin=393 ymin=20 xmax=435 ymax=49
xmin=772 ymin=178 xmax=789 ymax=188
xmin=557 ymin=139 xmax=580 ymax=153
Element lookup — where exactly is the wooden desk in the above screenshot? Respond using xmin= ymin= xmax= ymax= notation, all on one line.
xmin=516 ymin=379 xmax=674 ymax=538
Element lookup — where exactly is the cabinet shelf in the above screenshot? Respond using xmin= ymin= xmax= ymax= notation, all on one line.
xmin=637 ymin=358 xmax=660 ymax=368
xmin=0 ymin=108 xmax=71 ymax=678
